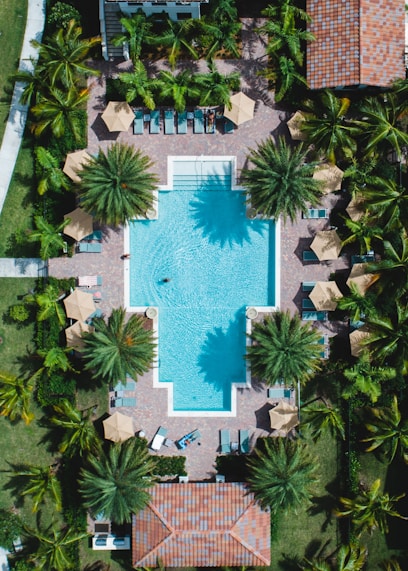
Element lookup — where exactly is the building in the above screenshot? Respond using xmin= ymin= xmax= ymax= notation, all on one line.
xmin=132 ymin=482 xmax=271 ymax=567
xmin=306 ymin=0 xmax=406 ymax=90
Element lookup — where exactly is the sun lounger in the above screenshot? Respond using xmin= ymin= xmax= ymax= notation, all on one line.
xmin=193 ymin=109 xmax=204 ymax=134
xmin=302 ymin=281 xmax=316 ymax=292
xmin=77 ymin=276 xmax=102 ymax=287
xmin=86 ymin=309 xmax=103 ymax=322
xmin=239 ymin=429 xmax=249 ymax=454
xmin=302 ymin=208 xmax=329 ymax=219
xmin=78 ymin=242 xmax=102 ymax=253
xmin=351 ymin=253 xmax=375 ymax=265
xmin=267 ymin=387 xmax=291 ymax=399
xmin=220 ymin=429 xmax=231 ymax=454
xmin=302 ymin=298 xmax=315 ymax=309
xmin=177 ymin=429 xmax=201 ymax=449
xmin=177 ymin=111 xmax=187 ymax=134
xmin=164 ymin=109 xmax=175 ymax=134
xmin=82 ymin=230 xmax=102 ymax=242
xmin=133 ymin=109 xmax=144 ymax=135
xmin=224 ymin=118 xmax=234 ymax=134
xmin=111 ymin=379 xmax=136 ymax=392
xmin=112 ymin=397 xmax=137 ymax=407
xmin=302 ymin=250 xmax=319 ymax=262
xmin=150 ymin=426 xmax=168 ymax=451
xmin=150 ymin=109 xmax=160 ymax=134
xmin=302 ymin=310 xmax=328 ymax=321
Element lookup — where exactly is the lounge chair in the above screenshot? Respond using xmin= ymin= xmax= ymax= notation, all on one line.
xmin=302 ymin=281 xmax=316 ymax=292
xmin=164 ymin=109 xmax=175 ymax=134
xmin=177 ymin=111 xmax=187 ymax=134
xmin=302 ymin=208 xmax=329 ymax=219
xmin=302 ymin=298 xmax=315 ymax=309
xmin=220 ymin=429 xmax=231 ymax=454
xmin=224 ymin=118 xmax=234 ymax=134
xmin=77 ymin=275 xmax=102 ymax=287
xmin=302 ymin=311 xmax=328 ymax=321
xmin=112 ymin=379 xmax=136 ymax=392
xmin=193 ymin=109 xmax=204 ymax=134
xmin=302 ymin=250 xmax=319 ymax=262
xmin=82 ymin=230 xmax=102 ymax=242
xmin=351 ymin=253 xmax=375 ymax=265
xmin=267 ymin=387 xmax=291 ymax=399
xmin=78 ymin=242 xmax=102 ymax=253
xmin=112 ymin=397 xmax=137 ymax=407
xmin=86 ymin=308 xmax=103 ymax=322
xmin=150 ymin=426 xmax=168 ymax=450
xmin=150 ymin=109 xmax=160 ymax=134
xmin=133 ymin=109 xmax=144 ymax=135
xmin=239 ymin=429 xmax=250 ymax=454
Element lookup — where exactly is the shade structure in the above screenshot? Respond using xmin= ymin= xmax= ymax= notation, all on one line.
xmin=346 ymin=263 xmax=379 ymax=295
xmin=310 ymin=230 xmax=342 ymax=261
xmin=103 ymin=412 xmax=134 ymax=442
xmin=269 ymin=401 xmax=299 ymax=435
xmin=313 ymin=164 xmax=344 ymax=194
xmin=63 ymin=207 xmax=93 ymax=242
xmin=309 ymin=281 xmax=343 ymax=311
xmin=63 ymin=289 xmax=96 ymax=322
xmin=223 ymin=92 xmax=255 ymax=126
xmin=101 ymin=101 xmax=134 ymax=132
xmin=65 ymin=320 xmax=93 ymax=350
xmin=346 ymin=195 xmax=365 ymax=221
xmin=63 ymin=150 xmax=91 ymax=183
xmin=349 ymin=326 xmax=371 ymax=358
xmin=286 ymin=111 xmax=308 ymax=141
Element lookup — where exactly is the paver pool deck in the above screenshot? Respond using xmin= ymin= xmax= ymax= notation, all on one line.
xmin=49 ymin=19 xmax=351 ymax=480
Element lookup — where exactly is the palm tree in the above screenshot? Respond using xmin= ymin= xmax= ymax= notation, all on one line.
xmin=117 ymin=61 xmax=160 ymax=110
xmin=210 ymin=0 xmax=238 ymax=23
xmin=342 ymin=156 xmax=379 ymax=197
xmin=300 ymin=543 xmax=367 ymax=571
xmin=32 ymin=19 xmax=100 ymax=88
xmin=25 ymin=283 xmax=66 ymax=326
xmin=335 ymin=478 xmax=407 ymax=536
xmin=301 ymin=401 xmax=345 ymax=441
xmin=26 ymin=524 xmax=89 ymax=570
xmin=362 ymin=396 xmax=408 ymax=464
xmin=241 ymin=137 xmax=322 ymax=223
xmin=27 ymin=215 xmax=70 ymax=260
xmin=158 ymin=70 xmax=200 ymax=113
xmin=12 ymin=64 xmax=50 ymax=106
xmin=35 ymin=146 xmax=71 ymax=195
xmin=112 ymin=11 xmax=153 ymax=64
xmin=246 ymin=310 xmax=322 ymax=386
xmin=82 ymin=307 xmax=156 ymax=385
xmin=11 ymin=463 xmax=62 ymax=512
xmin=33 ymin=346 xmax=76 ymax=378
xmin=366 ymin=233 xmax=408 ymax=299
xmin=79 ymin=437 xmax=157 ymax=524
xmin=342 ymin=353 xmax=396 ymax=404
xmin=194 ymin=62 xmax=240 ymax=108
xmin=198 ymin=18 xmax=242 ymax=61
xmin=151 ymin=18 xmax=199 ymax=69
xmin=272 ymin=55 xmax=308 ymax=103
xmin=30 ymin=85 xmax=89 ymax=142
xmin=50 ymin=399 xmax=102 ymax=458
xmin=0 ymin=371 xmax=34 ymax=425
xmin=78 ymin=143 xmax=158 ymax=227
xmin=341 ymin=215 xmax=383 ymax=255
xmin=337 ymin=283 xmax=378 ymax=323
xmin=301 ymin=91 xmax=359 ymax=163
xmin=364 ymin=177 xmax=408 ymax=232
xmin=247 ymin=438 xmax=319 ymax=514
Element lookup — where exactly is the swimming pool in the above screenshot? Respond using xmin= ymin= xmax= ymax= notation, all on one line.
xmin=127 ymin=157 xmax=279 ymax=416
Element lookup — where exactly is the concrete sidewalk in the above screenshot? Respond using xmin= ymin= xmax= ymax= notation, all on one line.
xmin=0 ymin=0 xmax=46 ymax=215
xmin=0 ymin=258 xmax=47 ymax=277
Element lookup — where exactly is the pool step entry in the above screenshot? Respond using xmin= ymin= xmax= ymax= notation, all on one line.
xmin=172 ymin=159 xmax=233 ymax=191
xmin=173 ymin=174 xmax=232 ymax=191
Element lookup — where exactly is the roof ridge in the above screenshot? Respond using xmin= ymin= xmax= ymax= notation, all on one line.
xmin=229 ymin=528 xmax=270 ymax=566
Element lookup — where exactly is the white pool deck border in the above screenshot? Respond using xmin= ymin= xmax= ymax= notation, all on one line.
xmin=124 ymin=156 xmax=281 ymax=417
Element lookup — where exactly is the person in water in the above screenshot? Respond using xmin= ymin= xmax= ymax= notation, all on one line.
xmin=163 ymin=278 xmax=171 ymax=283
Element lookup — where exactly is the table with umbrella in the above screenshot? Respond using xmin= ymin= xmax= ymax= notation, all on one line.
xmin=64 ymin=289 xmax=96 ymax=322
xmin=309 ymin=281 xmax=343 ymax=311
xmin=313 ymin=164 xmax=344 ymax=194
xmin=310 ymin=229 xmax=342 ymax=261
xmin=286 ymin=110 xmax=309 ymax=141
xmin=103 ymin=412 xmax=134 ymax=442
xmin=101 ymin=101 xmax=134 ymax=132
xmin=63 ymin=150 xmax=91 ymax=183
xmin=346 ymin=194 xmax=366 ymax=221
xmin=64 ymin=207 xmax=93 ymax=243
xmin=346 ymin=263 xmax=379 ymax=296
xmin=65 ymin=320 xmax=94 ymax=351
xmin=349 ymin=325 xmax=371 ymax=358
xmin=269 ymin=401 xmax=299 ymax=435
xmin=223 ymin=92 xmax=255 ymax=126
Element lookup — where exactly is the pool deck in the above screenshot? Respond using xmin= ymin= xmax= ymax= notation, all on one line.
xmin=48 ymin=19 xmax=351 ymax=480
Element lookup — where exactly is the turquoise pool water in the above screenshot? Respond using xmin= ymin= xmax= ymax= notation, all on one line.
xmin=129 ymin=159 xmax=275 ymax=412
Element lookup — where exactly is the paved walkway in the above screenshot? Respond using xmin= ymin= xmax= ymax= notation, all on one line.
xmin=0 ymin=0 xmax=46 ymax=215
xmin=0 ymin=258 xmax=47 ymax=277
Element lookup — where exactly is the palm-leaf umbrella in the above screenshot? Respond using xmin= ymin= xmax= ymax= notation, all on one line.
xmin=346 ymin=263 xmax=379 ymax=295
xmin=63 ymin=150 xmax=91 ymax=183
xmin=63 ymin=289 xmax=95 ymax=321
xmin=103 ymin=412 xmax=134 ymax=442
xmin=309 ymin=281 xmax=343 ymax=311
xmin=63 ymin=207 xmax=93 ymax=242
xmin=313 ymin=164 xmax=344 ymax=194
xmin=101 ymin=101 xmax=134 ymax=132
xmin=311 ymin=230 xmax=342 ymax=261
xmin=223 ymin=92 xmax=255 ymax=126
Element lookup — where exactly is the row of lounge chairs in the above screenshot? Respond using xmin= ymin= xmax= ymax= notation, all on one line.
xmin=220 ymin=429 xmax=249 ymax=454
xmin=133 ymin=108 xmax=235 ymax=135
xmin=77 ymin=231 xmax=103 ymax=254
xmin=110 ymin=378 xmax=137 ymax=408
xmin=302 ymin=208 xmax=328 ymax=219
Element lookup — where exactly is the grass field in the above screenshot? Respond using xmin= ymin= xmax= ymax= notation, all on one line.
xmin=0 ymin=0 xmax=27 ymax=143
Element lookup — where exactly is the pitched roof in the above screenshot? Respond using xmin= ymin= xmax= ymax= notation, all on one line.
xmin=306 ymin=0 xmax=406 ymax=89
xmin=131 ymin=483 xmax=270 ymax=567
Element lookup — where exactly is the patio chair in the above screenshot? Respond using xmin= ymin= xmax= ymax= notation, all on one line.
xmin=302 ymin=250 xmax=319 ymax=262
xmin=302 ymin=298 xmax=315 ymax=309
xmin=78 ymin=241 xmax=102 ymax=253
xmin=150 ymin=109 xmax=160 ymax=134
xmin=220 ymin=429 xmax=231 ymax=454
xmin=133 ymin=109 xmax=144 ymax=135
xmin=112 ymin=397 xmax=137 ymax=407
xmin=193 ymin=109 xmax=204 ymax=134
xmin=164 ymin=109 xmax=175 ymax=134
xmin=302 ymin=310 xmax=328 ymax=321
xmin=224 ymin=118 xmax=234 ymax=134
xmin=177 ymin=111 xmax=187 ymax=134
xmin=77 ymin=276 xmax=102 ymax=287
xmin=302 ymin=208 xmax=329 ymax=219
xmin=302 ymin=281 xmax=316 ymax=292
xmin=239 ymin=429 xmax=250 ymax=454
xmin=150 ymin=426 xmax=168 ymax=451
xmin=82 ymin=230 xmax=102 ymax=242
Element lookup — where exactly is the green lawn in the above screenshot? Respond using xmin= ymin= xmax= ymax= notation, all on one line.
xmin=0 ymin=0 xmax=27 ymax=143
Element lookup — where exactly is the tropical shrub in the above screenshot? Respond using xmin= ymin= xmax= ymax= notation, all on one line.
xmin=154 ymin=456 xmax=187 ymax=477
xmin=8 ymin=304 xmax=30 ymax=323
xmin=0 ymin=509 xmax=23 ymax=550
xmin=48 ymin=2 xmax=81 ymax=30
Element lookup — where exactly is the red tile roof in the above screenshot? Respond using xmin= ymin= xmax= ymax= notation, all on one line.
xmin=306 ymin=0 xmax=406 ymax=89
xmin=131 ymin=483 xmax=271 ymax=567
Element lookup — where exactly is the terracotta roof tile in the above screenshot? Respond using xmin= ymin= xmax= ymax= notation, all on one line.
xmin=306 ymin=0 xmax=405 ymax=89
xmin=132 ymin=483 xmax=270 ymax=567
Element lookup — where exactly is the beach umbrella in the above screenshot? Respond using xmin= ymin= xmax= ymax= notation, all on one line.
xmin=223 ymin=92 xmax=255 ymax=126
xmin=103 ymin=412 xmax=134 ymax=442
xmin=346 ymin=263 xmax=379 ymax=295
xmin=101 ymin=101 xmax=134 ymax=132
xmin=269 ymin=401 xmax=299 ymax=435
xmin=63 ymin=150 xmax=91 ymax=183
xmin=349 ymin=326 xmax=371 ymax=358
xmin=63 ymin=207 xmax=93 ymax=242
xmin=286 ymin=110 xmax=308 ymax=141
xmin=346 ymin=195 xmax=366 ymax=221
xmin=313 ymin=164 xmax=344 ymax=194
xmin=65 ymin=320 xmax=93 ymax=350
xmin=309 ymin=281 xmax=343 ymax=311
xmin=310 ymin=229 xmax=342 ymax=261
xmin=63 ymin=289 xmax=96 ymax=321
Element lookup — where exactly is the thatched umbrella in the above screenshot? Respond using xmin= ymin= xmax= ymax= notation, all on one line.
xmin=310 ymin=230 xmax=342 ymax=261
xmin=313 ymin=164 xmax=344 ymax=194
xmin=309 ymin=281 xmax=343 ymax=311
xmin=223 ymin=92 xmax=255 ymax=126
xmin=63 ymin=150 xmax=91 ymax=183
xmin=63 ymin=207 xmax=93 ymax=242
xmin=103 ymin=412 xmax=134 ymax=442
xmin=65 ymin=320 xmax=93 ymax=350
xmin=101 ymin=101 xmax=134 ymax=132
xmin=286 ymin=111 xmax=308 ymax=141
xmin=269 ymin=401 xmax=299 ymax=435
xmin=347 ymin=263 xmax=379 ymax=295
xmin=349 ymin=326 xmax=371 ymax=358
xmin=63 ymin=289 xmax=96 ymax=322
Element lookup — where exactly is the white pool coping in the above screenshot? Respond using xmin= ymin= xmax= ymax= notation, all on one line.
xmin=124 ymin=156 xmax=281 ymax=417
